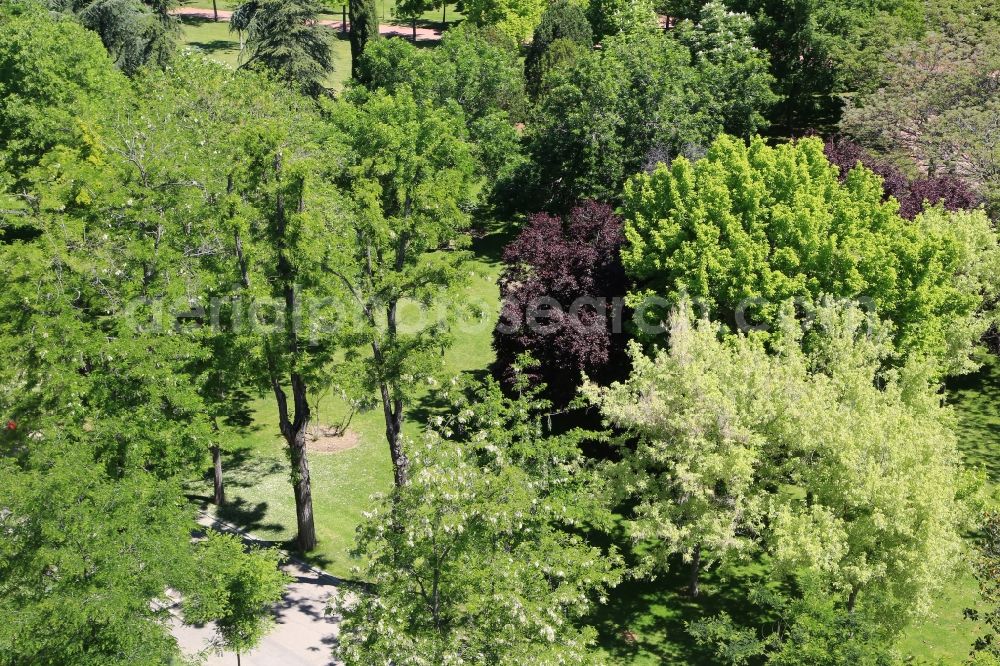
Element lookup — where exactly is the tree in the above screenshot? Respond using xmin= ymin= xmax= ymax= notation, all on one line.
xmin=621 ymin=135 xmax=1000 ymax=377
xmin=0 ymin=441 xmax=193 ymax=664
xmin=329 ymin=89 xmax=476 ymax=487
xmin=0 ymin=1 xmax=127 ymax=193
xmin=523 ymin=0 xmax=592 ymax=98
xmin=348 ymin=0 xmax=379 ymax=80
xmin=523 ymin=26 xmax=773 ymax=210
xmin=672 ymin=2 xmax=777 ymax=138
xmin=461 ymin=0 xmax=547 ymax=42
xmin=841 ymin=15 xmax=1000 ymax=217
xmin=181 ymin=532 xmax=290 ymax=665
xmin=231 ymin=0 xmax=334 ymax=97
xmin=334 ymin=375 xmax=622 ymax=664
xmin=824 ymin=137 xmax=980 ymax=220
xmin=352 ymin=25 xmax=527 ymax=198
xmin=46 ymin=0 xmax=180 ymax=75
xmin=589 ymin=301 xmax=968 ymax=647
xmin=492 ymin=201 xmax=629 ymax=405
xmin=587 ymin=0 xmax=658 ymax=41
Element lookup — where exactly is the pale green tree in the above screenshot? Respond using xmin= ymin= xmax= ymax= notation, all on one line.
xmin=592 ymin=301 xmax=970 ymax=658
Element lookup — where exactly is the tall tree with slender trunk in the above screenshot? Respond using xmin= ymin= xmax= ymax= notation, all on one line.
xmin=329 ymin=89 xmax=475 ymax=487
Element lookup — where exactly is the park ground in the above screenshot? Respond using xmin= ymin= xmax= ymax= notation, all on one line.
xmin=178 ymin=18 xmax=1000 ymax=664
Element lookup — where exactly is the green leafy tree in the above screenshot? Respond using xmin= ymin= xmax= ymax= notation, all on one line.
xmin=462 ymin=0 xmax=547 ymax=42
xmin=334 ymin=374 xmax=622 ymax=664
xmin=0 ymin=441 xmax=192 ymax=665
xmin=0 ymin=1 xmax=127 ymax=193
xmin=587 ymin=0 xmax=657 ymax=41
xmin=328 ymin=88 xmax=476 ymax=487
xmin=181 ymin=532 xmax=290 ymax=665
xmin=231 ymin=0 xmax=334 ymax=97
xmin=523 ymin=0 xmax=593 ymax=98
xmin=621 ymin=135 xmax=1000 ymax=376
xmin=590 ymin=301 xmax=969 ymax=656
xmin=672 ymin=1 xmax=777 ymax=138
xmin=46 ymin=0 xmax=180 ymax=75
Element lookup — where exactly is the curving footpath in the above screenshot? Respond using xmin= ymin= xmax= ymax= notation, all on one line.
xmin=168 ymin=512 xmax=346 ymax=666
xmin=173 ymin=6 xmax=443 ymax=41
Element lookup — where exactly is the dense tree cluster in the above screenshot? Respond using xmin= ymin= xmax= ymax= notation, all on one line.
xmin=4 ymin=0 xmax=1000 ymax=663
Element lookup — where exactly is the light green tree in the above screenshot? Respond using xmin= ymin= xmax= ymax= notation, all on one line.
xmin=621 ymin=134 xmax=1000 ymax=376
xmin=591 ymin=301 xmax=970 ymax=658
xmin=182 ymin=532 xmax=290 ymax=665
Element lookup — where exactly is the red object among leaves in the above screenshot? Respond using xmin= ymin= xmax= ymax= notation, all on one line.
xmin=5 ymin=420 xmax=16 ymax=431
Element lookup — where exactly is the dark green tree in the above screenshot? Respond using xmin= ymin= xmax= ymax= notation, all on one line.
xmin=523 ymin=0 xmax=592 ymax=98
xmin=349 ymin=0 xmax=379 ymax=80
xmin=231 ymin=0 xmax=334 ymax=97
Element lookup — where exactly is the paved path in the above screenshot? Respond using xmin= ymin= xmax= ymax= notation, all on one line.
xmin=173 ymin=7 xmax=443 ymax=41
xmin=169 ymin=513 xmax=344 ymax=666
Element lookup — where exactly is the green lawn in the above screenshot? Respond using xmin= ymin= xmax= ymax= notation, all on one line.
xmin=180 ymin=0 xmax=464 ymax=28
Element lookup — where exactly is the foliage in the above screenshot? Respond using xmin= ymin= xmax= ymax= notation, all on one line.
xmin=524 ymin=27 xmax=773 ymax=209
xmin=587 ymin=0 xmax=657 ymax=41
xmin=231 ymin=0 xmax=334 ymax=96
xmin=353 ymin=26 xmax=527 ymax=195
xmin=334 ymin=375 xmax=622 ymax=665
xmin=672 ymin=1 xmax=777 ymax=138
xmin=461 ymin=0 xmax=547 ymax=42
xmin=703 ymin=0 xmax=923 ymax=131
xmin=621 ymin=135 xmax=1000 ymax=376
xmin=0 ymin=1 xmax=127 ymax=192
xmin=841 ymin=15 xmax=1000 ymax=217
xmin=46 ymin=0 xmax=179 ymax=75
xmin=824 ymin=137 xmax=980 ymax=220
xmin=524 ymin=0 xmax=592 ymax=98
xmin=589 ymin=301 xmax=968 ymax=658
xmin=328 ymin=87 xmax=477 ymax=486
xmin=492 ymin=201 xmax=628 ymax=404
xmin=181 ymin=531 xmax=290 ymax=659
xmin=0 ymin=442 xmax=191 ymax=665
xmin=971 ymin=512 xmax=1000 ymax=659
xmin=348 ymin=0 xmax=379 ymax=80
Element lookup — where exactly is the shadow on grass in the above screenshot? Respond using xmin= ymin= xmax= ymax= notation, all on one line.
xmin=946 ymin=353 xmax=1000 ymax=484
xmin=582 ymin=520 xmax=777 ymax=664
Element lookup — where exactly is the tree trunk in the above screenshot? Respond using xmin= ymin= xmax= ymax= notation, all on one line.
xmin=211 ymin=445 xmax=225 ymax=505
xmin=441 ymin=2 xmax=446 ymax=29
xmin=212 ymin=0 xmax=218 ymax=21
xmin=847 ymin=585 xmax=859 ymax=613
xmin=268 ymin=151 xmax=317 ymax=553
xmin=412 ymin=18 xmax=416 ymax=41
xmin=273 ymin=374 xmax=317 ymax=552
xmin=688 ymin=544 xmax=701 ymax=597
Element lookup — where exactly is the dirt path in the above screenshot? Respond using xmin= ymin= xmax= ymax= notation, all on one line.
xmin=173 ymin=6 xmax=443 ymax=41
